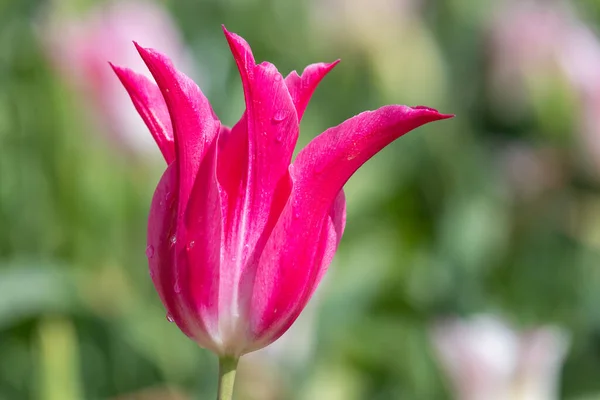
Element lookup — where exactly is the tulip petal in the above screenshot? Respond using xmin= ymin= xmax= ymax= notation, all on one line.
xmin=147 ymin=165 xmax=213 ymax=347
xmin=148 ymin=142 xmax=226 ymax=354
xmin=294 ymin=105 xmax=453 ymax=217
xmin=285 ymin=61 xmax=339 ymax=121
xmin=134 ymin=43 xmax=220 ymax=241
xmin=250 ymin=105 xmax=452 ymax=343
xmin=249 ymin=190 xmax=346 ymax=350
xmin=217 ymin=28 xmax=299 ymax=340
xmin=110 ymin=64 xmax=175 ymax=163
xmin=179 ymin=138 xmax=224 ymax=345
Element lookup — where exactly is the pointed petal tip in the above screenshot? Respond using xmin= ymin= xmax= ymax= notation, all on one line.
xmin=107 ymin=61 xmax=118 ymax=72
xmin=133 ymin=41 xmax=154 ymax=61
xmin=222 ymin=25 xmax=256 ymax=73
xmin=221 ymin=25 xmax=240 ymax=43
xmin=109 ymin=63 xmax=134 ymax=84
xmin=411 ymin=105 xmax=455 ymax=120
xmin=133 ymin=41 xmax=161 ymax=62
xmin=108 ymin=62 xmax=128 ymax=76
xmin=318 ymin=59 xmax=340 ymax=75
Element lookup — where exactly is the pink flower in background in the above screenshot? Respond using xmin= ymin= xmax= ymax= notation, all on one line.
xmin=431 ymin=315 xmax=569 ymax=400
xmin=112 ymin=26 xmax=452 ymax=357
xmin=44 ymin=0 xmax=194 ymax=156
xmin=489 ymin=1 xmax=600 ymax=175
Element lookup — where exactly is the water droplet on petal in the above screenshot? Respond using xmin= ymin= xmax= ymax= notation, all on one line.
xmin=294 ymin=210 xmax=301 ymax=219
xmin=187 ymin=240 xmax=195 ymax=250
xmin=145 ymin=245 xmax=155 ymax=258
xmin=166 ymin=313 xmax=174 ymax=322
xmin=272 ymin=110 xmax=286 ymax=123
xmin=169 ymin=235 xmax=177 ymax=245
xmin=174 ymin=282 xmax=181 ymax=293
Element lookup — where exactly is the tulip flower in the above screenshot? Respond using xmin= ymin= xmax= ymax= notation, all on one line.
xmin=112 ymin=26 xmax=452 ymax=399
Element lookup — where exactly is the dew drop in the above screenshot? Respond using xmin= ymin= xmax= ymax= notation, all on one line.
xmin=275 ymin=134 xmax=283 ymax=143
xmin=272 ymin=110 xmax=286 ymax=123
xmin=169 ymin=235 xmax=177 ymax=245
xmin=166 ymin=313 xmax=174 ymax=322
xmin=145 ymin=245 xmax=155 ymax=258
xmin=293 ymin=210 xmax=301 ymax=219
xmin=187 ymin=240 xmax=195 ymax=250
xmin=174 ymin=282 xmax=181 ymax=293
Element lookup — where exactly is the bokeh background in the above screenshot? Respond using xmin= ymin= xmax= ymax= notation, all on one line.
xmin=2 ymin=0 xmax=600 ymax=398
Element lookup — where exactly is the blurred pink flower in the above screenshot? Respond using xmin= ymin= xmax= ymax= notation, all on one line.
xmin=43 ymin=0 xmax=194 ymax=157
xmin=489 ymin=1 xmax=600 ymax=175
xmin=112 ymin=26 xmax=452 ymax=357
xmin=431 ymin=315 xmax=569 ymax=400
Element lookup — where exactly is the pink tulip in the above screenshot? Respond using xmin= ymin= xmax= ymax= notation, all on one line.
xmin=111 ymin=27 xmax=452 ymax=360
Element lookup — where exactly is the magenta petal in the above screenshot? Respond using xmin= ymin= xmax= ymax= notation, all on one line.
xmin=249 ymin=189 xmax=346 ymax=348
xmin=110 ymin=64 xmax=175 ymax=163
xmin=221 ymin=26 xmax=255 ymax=99
xmin=134 ymin=43 xmax=220 ymax=242
xmin=179 ymin=139 xmax=223 ymax=344
xmin=285 ymin=60 xmax=339 ymax=121
xmin=294 ymin=105 xmax=453 ymax=214
xmin=217 ymin=29 xmax=299 ymax=314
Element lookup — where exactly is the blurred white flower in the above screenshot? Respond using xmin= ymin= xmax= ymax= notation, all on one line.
xmin=41 ymin=0 xmax=196 ymax=158
xmin=431 ymin=315 xmax=569 ymax=400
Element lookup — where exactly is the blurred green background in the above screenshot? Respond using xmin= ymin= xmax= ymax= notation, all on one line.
xmin=2 ymin=0 xmax=600 ymax=398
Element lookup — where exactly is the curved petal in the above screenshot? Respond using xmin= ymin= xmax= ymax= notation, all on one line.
xmin=249 ymin=190 xmax=346 ymax=350
xmin=293 ymin=105 xmax=453 ymax=217
xmin=215 ymin=27 xmax=299 ymax=343
xmin=285 ymin=60 xmax=339 ymax=121
xmin=110 ymin=64 xmax=175 ymax=163
xmin=134 ymin=43 xmax=220 ymax=246
xmin=249 ymin=105 xmax=452 ymax=344
xmin=181 ymin=136 xmax=225 ymax=342
xmin=148 ymin=138 xmax=225 ymax=353
xmin=147 ymin=164 xmax=216 ymax=351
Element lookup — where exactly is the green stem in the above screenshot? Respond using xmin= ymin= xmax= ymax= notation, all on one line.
xmin=217 ymin=356 xmax=239 ymax=400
